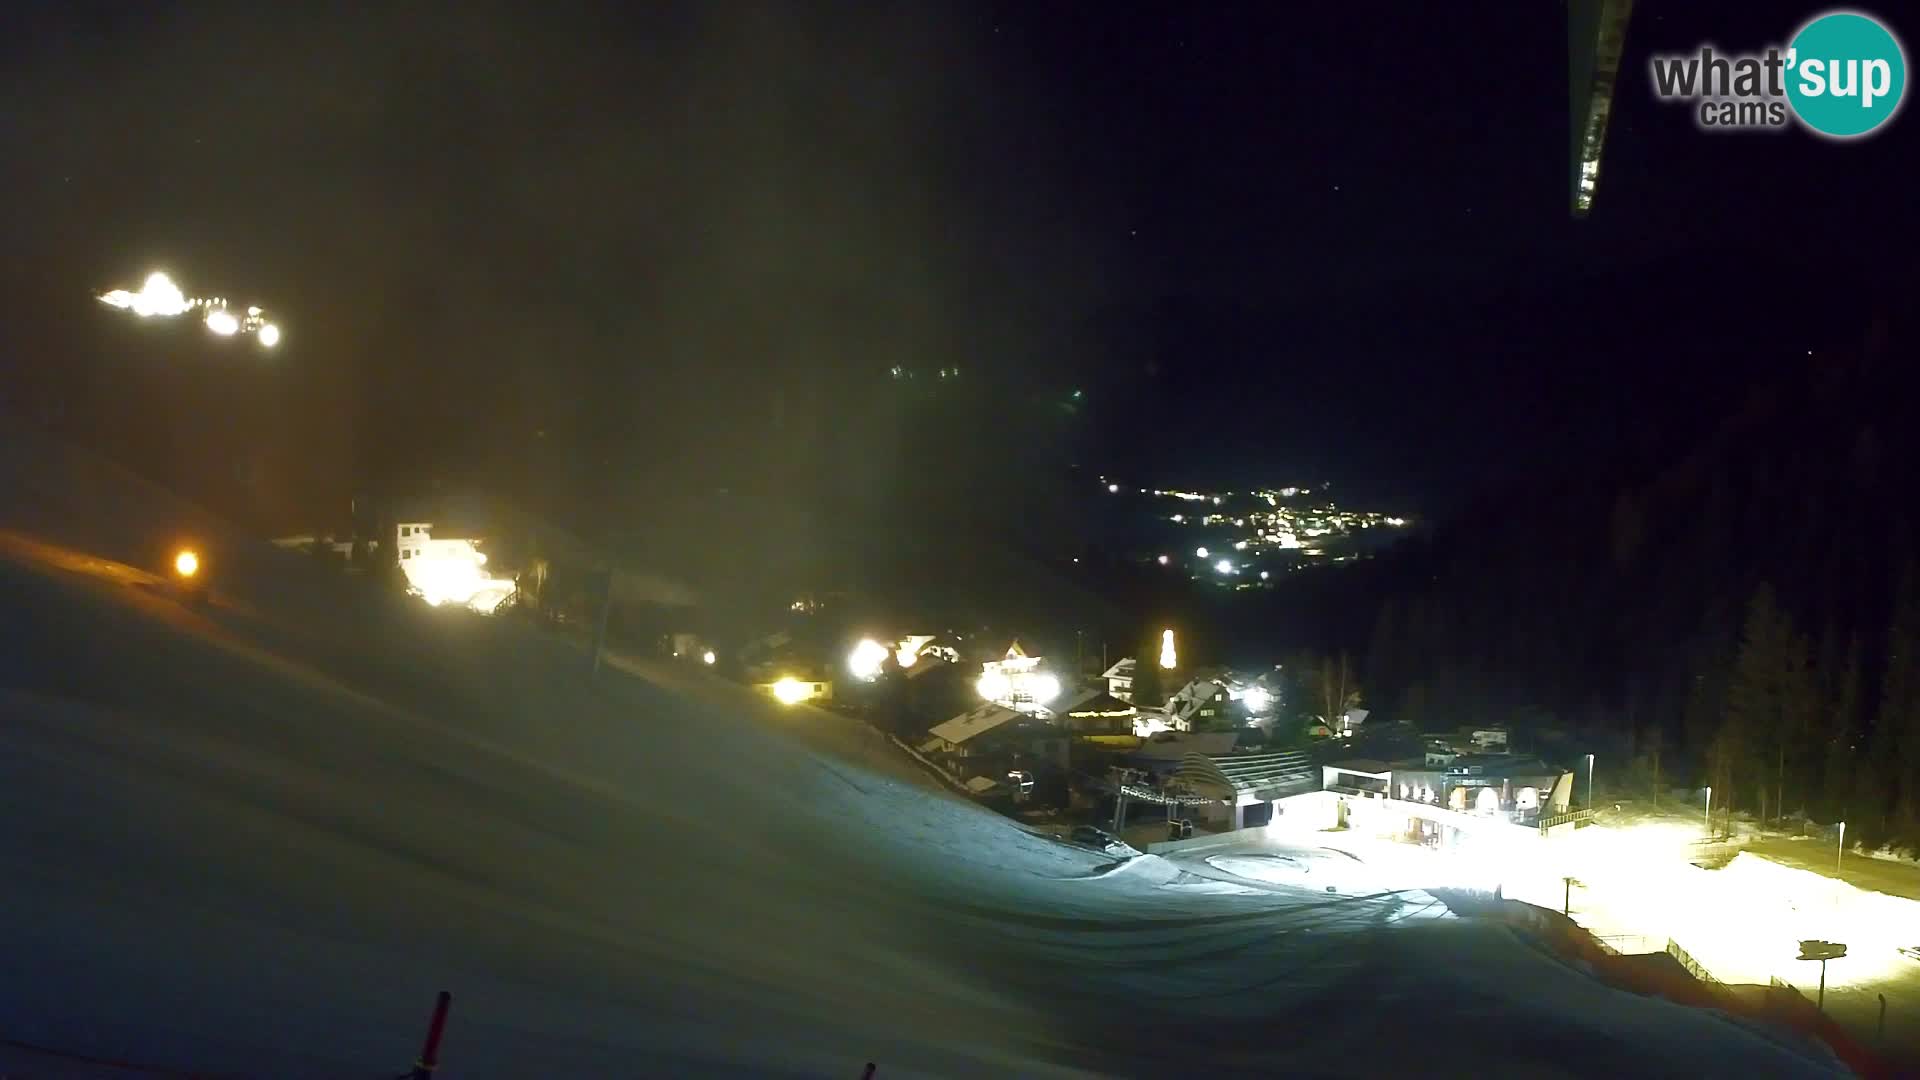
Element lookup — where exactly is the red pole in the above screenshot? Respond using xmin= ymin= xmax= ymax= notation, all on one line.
xmin=407 ymin=991 xmax=452 ymax=1078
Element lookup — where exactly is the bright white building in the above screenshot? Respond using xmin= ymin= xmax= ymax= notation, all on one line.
xmin=395 ymin=522 xmax=516 ymax=613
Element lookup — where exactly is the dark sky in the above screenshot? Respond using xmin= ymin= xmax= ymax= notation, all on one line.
xmin=3 ymin=2 xmax=1911 ymax=530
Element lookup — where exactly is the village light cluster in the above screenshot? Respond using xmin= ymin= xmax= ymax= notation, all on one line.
xmin=847 ymin=635 xmax=948 ymax=681
xmin=98 ymin=271 xmax=283 ymax=348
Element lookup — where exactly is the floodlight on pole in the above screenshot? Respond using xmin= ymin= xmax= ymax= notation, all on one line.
xmin=1704 ymin=785 xmax=1713 ymax=838
xmin=1159 ymin=628 xmax=1176 ymax=669
xmin=977 ymin=671 xmax=1012 ymax=702
xmin=1837 ymin=820 xmax=1846 ymax=875
xmin=1029 ymin=672 xmax=1061 ymax=705
xmin=848 ymin=638 xmax=889 ymax=681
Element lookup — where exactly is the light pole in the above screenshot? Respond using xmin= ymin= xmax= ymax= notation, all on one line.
xmin=1586 ymin=753 xmax=1596 ymax=810
xmin=1704 ymin=785 xmax=1713 ymax=839
xmin=1837 ymin=820 xmax=1847 ymax=876
xmin=1797 ymin=940 xmax=1847 ymax=1012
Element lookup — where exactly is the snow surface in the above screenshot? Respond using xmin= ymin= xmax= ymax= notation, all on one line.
xmin=0 ymin=427 xmax=1852 ymax=1077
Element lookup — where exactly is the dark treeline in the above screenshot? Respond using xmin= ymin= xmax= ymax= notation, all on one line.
xmin=1350 ymin=295 xmax=1919 ymax=849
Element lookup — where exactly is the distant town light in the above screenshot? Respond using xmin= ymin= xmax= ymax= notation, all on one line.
xmin=99 ymin=270 xmax=281 ymax=345
xmin=1242 ymin=686 xmax=1272 ymax=713
xmin=702 ymin=649 xmax=716 ymax=665
xmin=1195 ymin=546 xmax=1209 ymax=558
xmin=1107 ymin=483 xmax=1120 ymax=493
xmin=1214 ymin=558 xmax=1233 ymax=574
xmin=1260 ymin=570 xmax=1271 ymax=580
xmin=1156 ymin=554 xmax=1170 ymax=565
xmin=771 ymin=677 xmax=811 ymax=705
xmin=1233 ymin=540 xmax=1247 ymax=550
xmin=99 ymin=271 xmax=191 ymax=318
xmin=173 ymin=548 xmax=200 ymax=578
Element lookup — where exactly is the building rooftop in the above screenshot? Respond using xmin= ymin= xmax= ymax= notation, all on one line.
xmin=1174 ymin=750 xmax=1316 ymax=800
xmin=928 ymin=703 xmax=1026 ymax=747
xmin=1445 ymin=754 xmax=1563 ymax=778
xmin=1054 ymin=688 xmax=1135 ymax=719
xmin=1325 ymin=758 xmax=1395 ymax=776
xmin=1166 ymin=678 xmax=1228 ymax=725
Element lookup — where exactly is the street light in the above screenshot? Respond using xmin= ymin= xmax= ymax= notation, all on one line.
xmin=1704 ymin=785 xmax=1713 ymax=839
xmin=1586 ymin=753 xmax=1596 ymax=810
xmin=1837 ymin=820 xmax=1847 ymax=876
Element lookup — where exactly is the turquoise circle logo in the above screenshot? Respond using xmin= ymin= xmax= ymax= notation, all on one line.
xmin=1786 ymin=11 xmax=1907 ymax=138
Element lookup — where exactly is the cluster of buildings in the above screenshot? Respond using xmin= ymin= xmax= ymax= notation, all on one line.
xmin=711 ymin=627 xmax=1343 ymax=833
xmin=273 ymin=519 xmax=519 ymax=614
xmin=1318 ymin=726 xmax=1580 ymax=850
xmin=715 ymin=617 xmax=1587 ymax=850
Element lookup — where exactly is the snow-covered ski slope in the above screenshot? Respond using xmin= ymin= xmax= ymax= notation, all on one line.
xmin=0 ymin=426 xmax=1846 ymax=1077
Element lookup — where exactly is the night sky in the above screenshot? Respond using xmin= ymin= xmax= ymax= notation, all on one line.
xmin=3 ymin=2 xmax=1911 ymax=532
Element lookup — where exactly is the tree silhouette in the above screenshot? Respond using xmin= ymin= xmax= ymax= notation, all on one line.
xmin=1131 ymin=634 xmax=1167 ymax=708
xmin=1722 ymin=583 xmax=1817 ymax=823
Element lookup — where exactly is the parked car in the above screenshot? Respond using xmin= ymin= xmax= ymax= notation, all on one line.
xmin=1069 ymin=825 xmax=1122 ymax=852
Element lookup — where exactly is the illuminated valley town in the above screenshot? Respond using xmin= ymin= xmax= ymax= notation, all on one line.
xmin=5 ymin=3 xmax=1918 ymax=1078
xmin=1098 ymin=477 xmax=1411 ymax=584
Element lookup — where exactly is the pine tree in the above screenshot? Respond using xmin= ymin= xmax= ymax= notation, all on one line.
xmin=1822 ymin=636 xmax=1863 ymax=823
xmin=1884 ymin=564 xmax=1920 ymax=828
xmin=1722 ymin=583 xmax=1816 ymax=823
